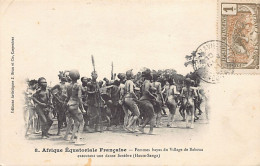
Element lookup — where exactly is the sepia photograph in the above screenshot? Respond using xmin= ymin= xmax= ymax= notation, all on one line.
xmin=0 ymin=0 xmax=260 ymax=165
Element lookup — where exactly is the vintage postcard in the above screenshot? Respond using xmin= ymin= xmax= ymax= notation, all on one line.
xmin=0 ymin=0 xmax=260 ymax=165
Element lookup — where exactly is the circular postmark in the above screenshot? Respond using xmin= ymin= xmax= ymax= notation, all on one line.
xmin=193 ymin=40 xmax=235 ymax=84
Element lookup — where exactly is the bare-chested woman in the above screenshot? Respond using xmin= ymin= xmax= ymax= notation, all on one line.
xmin=180 ymin=78 xmax=197 ymax=129
xmin=151 ymin=73 xmax=165 ymax=128
xmin=118 ymin=73 xmax=130 ymax=130
xmin=123 ymin=69 xmax=140 ymax=132
xmin=64 ymin=69 xmax=86 ymax=145
xmin=136 ymin=70 xmax=156 ymax=134
xmin=165 ymin=79 xmax=178 ymax=128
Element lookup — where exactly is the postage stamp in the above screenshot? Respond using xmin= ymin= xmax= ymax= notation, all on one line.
xmin=219 ymin=1 xmax=260 ymax=73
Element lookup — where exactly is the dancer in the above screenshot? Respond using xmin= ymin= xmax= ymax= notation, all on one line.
xmin=32 ymin=77 xmax=53 ymax=139
xmin=65 ymin=70 xmax=86 ymax=144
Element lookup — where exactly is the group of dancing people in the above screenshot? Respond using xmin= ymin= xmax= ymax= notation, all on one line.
xmin=24 ymin=68 xmax=208 ymax=145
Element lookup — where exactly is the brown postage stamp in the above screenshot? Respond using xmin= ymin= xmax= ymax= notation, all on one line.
xmin=219 ymin=1 xmax=260 ymax=74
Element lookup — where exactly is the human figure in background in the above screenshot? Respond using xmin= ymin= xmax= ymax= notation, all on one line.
xmin=109 ymin=80 xmax=121 ymax=128
xmin=118 ymin=73 xmax=129 ymax=130
xmin=81 ymin=77 xmax=94 ymax=133
xmin=180 ymin=78 xmax=197 ymax=129
xmin=151 ymin=73 xmax=165 ymax=128
xmin=190 ymin=80 xmax=200 ymax=121
xmin=165 ymin=79 xmax=178 ymax=128
xmin=24 ymin=79 xmax=40 ymax=137
xmin=199 ymin=88 xmax=209 ymax=123
xmin=50 ymin=75 xmax=68 ymax=135
xmin=162 ymin=81 xmax=170 ymax=116
xmin=87 ymin=71 xmax=103 ymax=132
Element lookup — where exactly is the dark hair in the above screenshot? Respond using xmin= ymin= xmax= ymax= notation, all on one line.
xmin=113 ymin=80 xmax=120 ymax=86
xmin=99 ymin=80 xmax=103 ymax=86
xmin=117 ymin=73 xmax=126 ymax=80
xmin=152 ymin=74 xmax=159 ymax=81
xmin=81 ymin=77 xmax=87 ymax=83
xmin=143 ymin=74 xmax=152 ymax=81
xmin=38 ymin=77 xmax=46 ymax=84
xmin=29 ymin=79 xmax=37 ymax=86
xmin=168 ymin=79 xmax=173 ymax=85
xmin=87 ymin=78 xmax=91 ymax=82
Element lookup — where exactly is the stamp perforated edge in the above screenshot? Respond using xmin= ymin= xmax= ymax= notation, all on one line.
xmin=217 ymin=0 xmax=260 ymax=74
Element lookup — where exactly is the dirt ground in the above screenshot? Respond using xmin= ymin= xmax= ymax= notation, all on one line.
xmin=26 ymin=106 xmax=210 ymax=146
